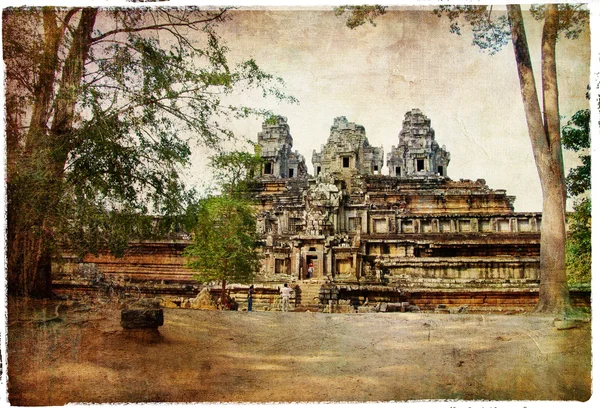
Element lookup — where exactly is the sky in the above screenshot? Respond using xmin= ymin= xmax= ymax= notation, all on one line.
xmin=182 ymin=4 xmax=592 ymax=213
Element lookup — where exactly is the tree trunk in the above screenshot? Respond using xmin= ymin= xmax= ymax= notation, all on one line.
xmin=541 ymin=5 xmax=566 ymax=205
xmin=6 ymin=212 xmax=53 ymax=298
xmin=6 ymin=8 xmax=64 ymax=298
xmin=221 ymin=279 xmax=227 ymax=309
xmin=7 ymin=8 xmax=97 ymax=298
xmin=506 ymin=5 xmax=571 ymax=314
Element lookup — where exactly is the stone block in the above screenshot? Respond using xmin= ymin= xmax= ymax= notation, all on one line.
xmin=449 ymin=305 xmax=469 ymax=314
xmin=434 ymin=304 xmax=450 ymax=314
xmin=386 ymin=303 xmax=403 ymax=312
xmin=554 ymin=319 xmax=587 ymax=330
xmin=334 ymin=305 xmax=356 ymax=313
xmin=121 ymin=308 xmax=164 ymax=329
xmin=190 ymin=288 xmax=217 ymax=310
xmin=160 ymin=299 xmax=178 ymax=308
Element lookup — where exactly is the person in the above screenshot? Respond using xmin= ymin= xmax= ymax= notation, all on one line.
xmin=280 ymin=283 xmax=294 ymax=312
xmin=307 ymin=263 xmax=314 ymax=279
xmin=247 ymin=285 xmax=255 ymax=311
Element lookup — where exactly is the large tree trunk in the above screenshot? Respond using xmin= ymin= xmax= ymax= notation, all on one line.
xmin=507 ymin=5 xmax=571 ymax=314
xmin=221 ymin=279 xmax=227 ymax=309
xmin=6 ymin=8 xmax=64 ymax=298
xmin=6 ymin=8 xmax=97 ymax=298
xmin=6 ymin=211 xmax=53 ymax=298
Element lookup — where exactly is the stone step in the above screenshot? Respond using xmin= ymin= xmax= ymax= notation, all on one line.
xmin=294 ymin=281 xmax=327 ymax=306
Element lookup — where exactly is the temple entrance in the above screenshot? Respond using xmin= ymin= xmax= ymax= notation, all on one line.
xmin=305 ymin=255 xmax=318 ymax=279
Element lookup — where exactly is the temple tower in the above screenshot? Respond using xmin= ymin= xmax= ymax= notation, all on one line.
xmin=312 ymin=116 xmax=383 ymax=176
xmin=257 ymin=115 xmax=307 ymax=178
xmin=387 ymin=109 xmax=450 ymax=177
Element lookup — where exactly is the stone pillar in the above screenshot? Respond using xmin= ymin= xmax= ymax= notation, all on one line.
xmin=332 ymin=212 xmax=338 ymax=234
xmin=470 ymin=218 xmax=479 ymax=233
xmin=530 ymin=216 xmax=538 ymax=232
xmin=292 ymin=243 xmax=301 ymax=279
xmin=271 ymin=252 xmax=276 ymax=276
xmin=510 ymin=218 xmax=517 ymax=232
xmin=324 ymin=248 xmax=332 ymax=278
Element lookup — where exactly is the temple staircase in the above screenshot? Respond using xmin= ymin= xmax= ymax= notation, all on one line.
xmin=294 ymin=280 xmax=324 ymax=311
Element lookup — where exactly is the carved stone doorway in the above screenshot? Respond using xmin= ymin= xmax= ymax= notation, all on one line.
xmin=305 ymin=255 xmax=318 ymax=279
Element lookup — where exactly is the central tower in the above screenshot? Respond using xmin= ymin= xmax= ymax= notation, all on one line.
xmin=311 ymin=116 xmax=383 ymax=177
xmin=387 ymin=109 xmax=450 ymax=177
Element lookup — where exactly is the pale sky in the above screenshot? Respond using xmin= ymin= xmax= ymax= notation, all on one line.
xmin=185 ymin=4 xmax=592 ymax=213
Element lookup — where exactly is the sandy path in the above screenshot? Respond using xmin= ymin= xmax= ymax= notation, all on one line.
xmin=7 ymin=301 xmax=591 ymax=404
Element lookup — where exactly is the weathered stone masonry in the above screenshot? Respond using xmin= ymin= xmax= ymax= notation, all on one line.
xmin=253 ymin=109 xmax=541 ymax=291
xmin=56 ymin=108 xmax=584 ymax=311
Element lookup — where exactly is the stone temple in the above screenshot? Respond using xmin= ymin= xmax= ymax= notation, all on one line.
xmin=57 ymin=109 xmax=591 ymax=312
xmin=253 ymin=109 xmax=540 ymax=289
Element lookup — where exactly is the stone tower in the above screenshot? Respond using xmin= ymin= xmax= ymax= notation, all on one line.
xmin=257 ymin=115 xmax=307 ymax=178
xmin=312 ymin=116 xmax=383 ymax=176
xmin=387 ymin=109 xmax=450 ymax=177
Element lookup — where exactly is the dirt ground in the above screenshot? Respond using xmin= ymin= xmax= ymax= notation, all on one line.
xmin=6 ymin=298 xmax=592 ymax=405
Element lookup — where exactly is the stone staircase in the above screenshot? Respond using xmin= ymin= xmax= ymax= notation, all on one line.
xmin=294 ymin=280 xmax=324 ymax=310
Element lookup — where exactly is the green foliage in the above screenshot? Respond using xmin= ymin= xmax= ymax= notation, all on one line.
xmin=3 ymin=7 xmax=293 ymax=276
xmin=184 ymin=196 xmax=260 ymax=285
xmin=433 ymin=6 xmax=510 ymax=55
xmin=333 ymin=5 xmax=387 ymax=30
xmin=566 ymin=198 xmax=591 ymax=285
xmin=562 ymin=108 xmax=591 ymax=196
xmin=434 ymin=5 xmax=589 ymax=55
xmin=208 ymin=148 xmax=264 ymax=197
xmin=562 ymin=106 xmax=591 ymax=286
xmin=530 ymin=4 xmax=589 ymax=40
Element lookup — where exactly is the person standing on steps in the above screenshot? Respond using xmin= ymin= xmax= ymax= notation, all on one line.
xmin=280 ymin=283 xmax=294 ymax=312
xmin=307 ymin=263 xmax=314 ymax=279
xmin=247 ymin=285 xmax=255 ymax=311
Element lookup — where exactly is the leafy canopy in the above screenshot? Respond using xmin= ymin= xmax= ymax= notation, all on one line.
xmin=434 ymin=4 xmax=588 ymax=55
xmin=562 ymin=108 xmax=591 ymax=197
xmin=565 ymin=197 xmax=591 ymax=285
xmin=184 ymin=196 xmax=260 ymax=285
xmin=4 ymin=7 xmax=293 ymax=258
xmin=333 ymin=5 xmax=387 ymax=29
xmin=562 ymin=102 xmax=592 ymax=286
xmin=208 ymin=147 xmax=265 ymax=197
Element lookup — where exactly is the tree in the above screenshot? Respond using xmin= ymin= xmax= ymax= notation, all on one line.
xmin=208 ymin=146 xmax=265 ymax=197
xmin=562 ymin=107 xmax=591 ymax=197
xmin=562 ymin=107 xmax=591 ymax=285
xmin=184 ymin=196 xmax=260 ymax=308
xmin=3 ymin=7 xmax=293 ymax=298
xmin=184 ymin=145 xmax=263 ymax=307
xmin=335 ymin=4 xmax=589 ymax=314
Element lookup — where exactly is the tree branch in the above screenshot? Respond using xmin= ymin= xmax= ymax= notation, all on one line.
xmin=90 ymin=9 xmax=229 ymax=43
